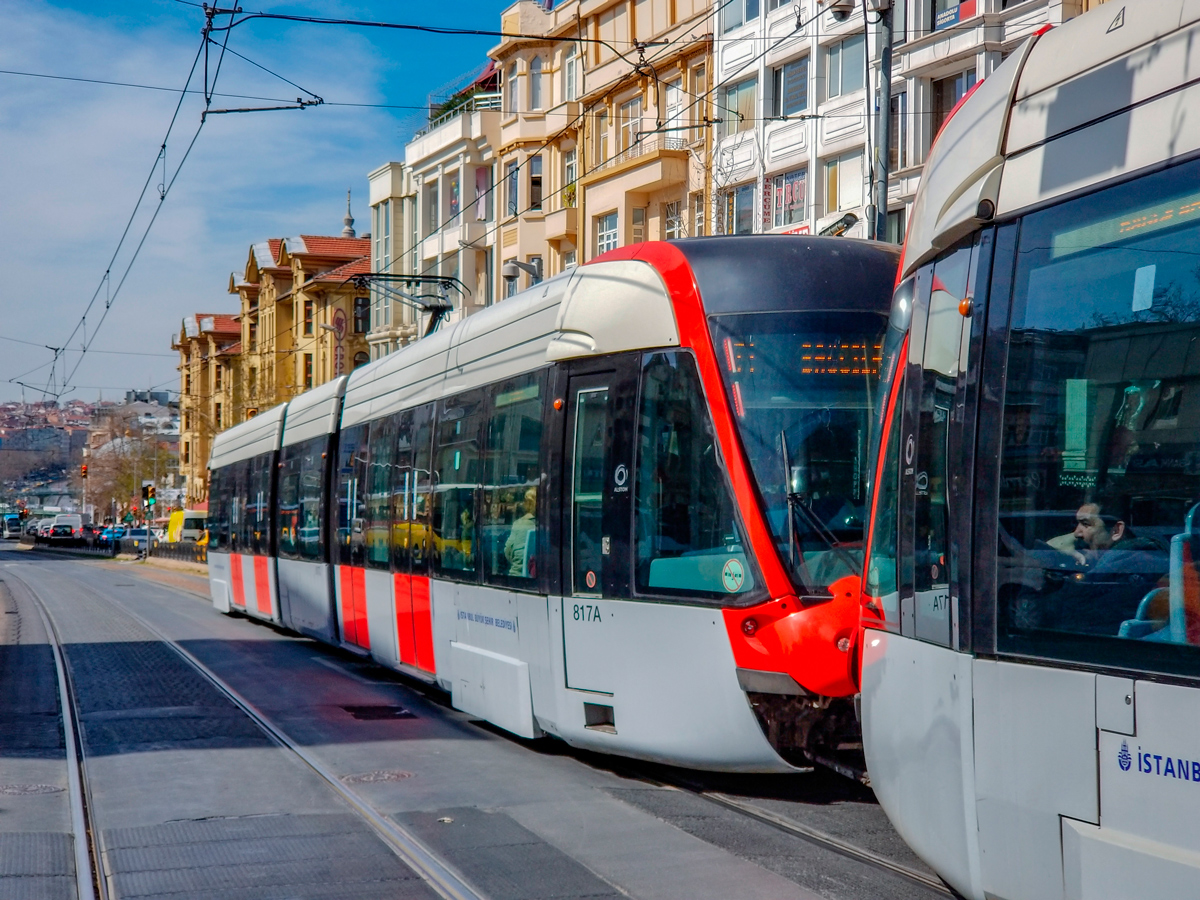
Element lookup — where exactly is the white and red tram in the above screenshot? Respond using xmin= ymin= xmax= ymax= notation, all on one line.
xmin=858 ymin=2 xmax=1200 ymax=897
xmin=208 ymin=236 xmax=897 ymax=771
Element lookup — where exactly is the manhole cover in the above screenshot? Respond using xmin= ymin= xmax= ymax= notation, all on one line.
xmin=0 ymin=784 xmax=64 ymax=795
xmin=341 ymin=705 xmax=416 ymax=720
xmin=341 ymin=770 xmax=415 ymax=785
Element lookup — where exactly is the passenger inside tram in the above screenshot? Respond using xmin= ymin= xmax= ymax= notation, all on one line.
xmin=504 ymin=487 xmax=537 ymax=577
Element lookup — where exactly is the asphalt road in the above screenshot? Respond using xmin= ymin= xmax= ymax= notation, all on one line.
xmin=0 ymin=546 xmax=948 ymax=900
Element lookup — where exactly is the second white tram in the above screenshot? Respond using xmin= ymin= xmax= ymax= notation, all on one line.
xmin=860 ymin=2 xmax=1200 ymax=898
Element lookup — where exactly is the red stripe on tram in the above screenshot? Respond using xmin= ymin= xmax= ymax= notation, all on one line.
xmin=394 ymin=572 xmax=417 ymax=667
xmin=253 ymin=555 xmax=272 ymax=616
xmin=229 ymin=554 xmax=246 ymax=607
xmin=338 ymin=565 xmax=357 ymax=645
xmin=411 ymin=576 xmax=435 ymax=674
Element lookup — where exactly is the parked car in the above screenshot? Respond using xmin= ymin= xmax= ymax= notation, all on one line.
xmin=98 ymin=525 xmax=126 ymax=544
xmin=49 ymin=523 xmax=77 ymax=545
xmin=125 ymin=527 xmax=158 ymax=552
xmin=37 ymin=520 xmax=54 ymax=539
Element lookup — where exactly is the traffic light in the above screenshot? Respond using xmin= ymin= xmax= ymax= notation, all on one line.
xmin=141 ymin=484 xmax=150 ymax=506
xmin=80 ymin=463 xmax=88 ymax=479
xmin=147 ymin=485 xmax=156 ymax=506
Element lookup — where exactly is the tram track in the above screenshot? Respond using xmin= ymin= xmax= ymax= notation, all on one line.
xmin=3 ymin=564 xmax=493 ymax=900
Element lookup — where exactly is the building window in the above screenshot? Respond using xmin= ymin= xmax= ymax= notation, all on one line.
xmin=183 ymin=442 xmax=190 ymax=464
xmin=215 ymin=364 xmax=223 ymax=391
xmin=596 ymin=212 xmax=618 ymax=254
xmin=827 ymin=34 xmax=865 ymax=99
xmin=448 ymin=173 xmax=460 ymax=221
xmin=475 ymin=166 xmax=492 ymax=221
xmin=722 ymin=78 xmax=757 ymax=137
xmin=528 ymin=256 xmax=543 ymax=285
xmin=303 ymin=299 xmax=314 ymax=335
xmin=185 ymin=372 xmax=192 ymax=393
xmin=932 ymin=69 xmax=977 ymax=137
xmin=692 ymin=192 xmax=706 ymax=237
xmin=562 ymin=249 xmax=576 ymax=268
xmin=691 ymin=65 xmax=706 ymax=142
xmin=184 ymin=411 xmax=192 ymax=431
xmin=215 ymin=403 xmax=222 ymax=428
xmin=564 ymin=45 xmax=578 ymax=101
xmin=890 ymin=91 xmax=908 ymax=171
xmin=885 ymin=208 xmax=906 ymax=244
xmin=529 ymin=156 xmax=543 ymax=211
xmin=722 ymin=0 xmax=760 ymax=32
xmin=663 ymin=200 xmax=683 ymax=239
xmin=725 ymin=184 xmax=755 ymax=234
xmin=771 ymin=57 xmax=808 ymax=118
xmin=772 ymin=169 xmax=807 ymax=228
xmin=664 ymin=79 xmax=684 ymax=147
xmin=248 ymin=322 xmax=257 ymax=350
xmin=505 ymin=160 xmax=519 ymax=217
xmin=354 ymin=297 xmax=369 ymax=334
xmin=893 ymin=0 xmax=907 ymax=44
xmin=353 ymin=351 xmax=369 ymax=369
xmin=562 ymin=149 xmax=577 ymax=207
xmin=631 ymin=207 xmax=646 ymax=243
xmin=594 ymin=110 xmax=609 ymax=166
xmin=619 ymin=96 xmax=642 ymax=151
xmin=426 ymin=181 xmax=439 ymax=236
xmin=249 ymin=367 xmax=257 ymax=397
xmin=303 ymin=354 xmax=313 ymax=389
xmin=506 ymin=62 xmax=518 ymax=113
xmin=529 ymin=56 xmax=543 ymax=110
xmin=825 ymin=151 xmax=863 ymax=214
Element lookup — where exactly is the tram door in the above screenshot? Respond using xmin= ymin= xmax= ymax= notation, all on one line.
xmin=561 ymin=359 xmax=637 ymax=694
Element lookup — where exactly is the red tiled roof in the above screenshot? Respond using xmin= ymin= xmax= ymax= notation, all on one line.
xmin=297 ymin=235 xmax=371 ymax=258
xmin=268 ymin=238 xmax=283 ymax=261
xmin=311 ymin=256 xmax=371 ymax=283
xmin=220 ymin=341 xmax=242 ymax=355
xmin=206 ymin=314 xmax=240 ymax=334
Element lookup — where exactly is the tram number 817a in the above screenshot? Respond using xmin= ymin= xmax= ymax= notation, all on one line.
xmin=572 ymin=604 xmax=602 ymax=624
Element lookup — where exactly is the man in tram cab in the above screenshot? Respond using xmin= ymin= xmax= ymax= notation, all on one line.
xmin=504 ymin=487 xmax=537 ymax=577
xmin=1048 ymin=498 xmax=1160 ymax=566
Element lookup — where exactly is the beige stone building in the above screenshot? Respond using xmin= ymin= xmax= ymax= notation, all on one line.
xmin=173 ymin=313 xmax=240 ymax=505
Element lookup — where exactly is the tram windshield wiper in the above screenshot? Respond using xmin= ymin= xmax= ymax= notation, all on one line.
xmin=780 ymin=428 xmax=862 ymax=593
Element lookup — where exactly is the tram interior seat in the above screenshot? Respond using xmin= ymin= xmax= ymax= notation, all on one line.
xmin=1118 ymin=587 xmax=1169 ymax=639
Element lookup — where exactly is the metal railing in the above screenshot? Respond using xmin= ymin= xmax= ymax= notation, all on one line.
xmin=588 ymin=135 xmax=686 ymax=177
xmin=418 ymin=92 xmax=502 ymax=135
xmin=151 ymin=541 xmax=208 ymax=565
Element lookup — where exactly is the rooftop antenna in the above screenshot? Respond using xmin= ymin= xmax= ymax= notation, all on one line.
xmin=342 ymin=189 xmax=356 ymax=238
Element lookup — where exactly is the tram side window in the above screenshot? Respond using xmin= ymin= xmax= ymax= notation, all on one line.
xmin=391 ymin=410 xmax=416 ymax=572
xmin=278 ymin=437 xmax=325 ymax=562
xmin=231 ymin=459 xmax=250 ymax=553
xmin=278 ymin=447 xmax=301 ymax=559
xmin=482 ymin=371 xmax=545 ymax=586
xmin=208 ymin=467 xmax=228 ymax=551
xmin=248 ymin=452 xmax=273 ymax=555
xmin=996 ymin=158 xmax=1200 ymax=676
xmin=635 ymin=352 xmax=754 ymax=600
xmin=335 ymin=424 xmax=369 ymax=567
xmin=432 ymin=392 xmax=484 ymax=579
xmin=366 ymin=415 xmax=397 ymax=570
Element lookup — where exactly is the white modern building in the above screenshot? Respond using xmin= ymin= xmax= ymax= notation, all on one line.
xmin=711 ymin=0 xmax=1109 ymax=240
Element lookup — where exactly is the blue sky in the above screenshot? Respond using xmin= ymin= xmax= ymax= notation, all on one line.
xmin=0 ymin=0 xmax=505 ymax=403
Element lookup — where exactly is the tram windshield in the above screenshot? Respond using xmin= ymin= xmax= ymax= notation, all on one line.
xmin=998 ymin=157 xmax=1200 ymax=674
xmin=711 ymin=311 xmax=886 ymax=593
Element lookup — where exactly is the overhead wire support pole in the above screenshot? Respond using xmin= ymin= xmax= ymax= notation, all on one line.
xmin=872 ymin=0 xmax=894 ymax=243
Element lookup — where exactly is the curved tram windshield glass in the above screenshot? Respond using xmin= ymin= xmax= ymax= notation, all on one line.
xmin=711 ymin=311 xmax=886 ymax=593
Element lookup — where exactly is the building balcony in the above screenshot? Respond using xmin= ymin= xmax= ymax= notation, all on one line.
xmin=500 ymin=111 xmax=550 ymax=149
xmin=579 ymin=137 xmax=689 ymax=193
xmin=544 ymin=206 xmax=577 ymax=241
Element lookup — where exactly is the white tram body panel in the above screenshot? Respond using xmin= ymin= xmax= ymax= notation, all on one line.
xmin=864 ymin=2 xmax=1200 ymax=898
xmin=276 ymin=376 xmax=347 ymax=643
xmin=207 ymin=403 xmax=286 ymax=623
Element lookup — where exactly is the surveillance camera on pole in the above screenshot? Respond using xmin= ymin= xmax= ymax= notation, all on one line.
xmin=823 ymin=0 xmax=856 ymax=21
xmin=501 ymin=258 xmax=544 ymax=289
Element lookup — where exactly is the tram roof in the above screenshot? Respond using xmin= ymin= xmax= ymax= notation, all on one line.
xmin=280 ymin=375 xmax=347 ymax=448
xmin=902 ymin=0 xmax=1200 ymax=280
xmin=673 ymin=236 xmax=899 ymax=316
xmin=209 ymin=403 xmax=286 ymax=469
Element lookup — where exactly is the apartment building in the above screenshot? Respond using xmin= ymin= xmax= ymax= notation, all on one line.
xmin=174 ymin=313 xmax=240 ymax=505
xmin=715 ymin=0 xmax=1110 ymax=240
xmin=406 ymin=64 xmax=503 ymax=324
xmin=229 ymin=230 xmax=370 ymax=420
xmin=491 ymin=0 xmax=713 ymax=289
xmin=366 ymin=162 xmax=419 ymax=359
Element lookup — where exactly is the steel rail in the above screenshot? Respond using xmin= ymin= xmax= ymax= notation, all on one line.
xmin=608 ymin=764 xmax=955 ymax=897
xmin=74 ymin=580 xmax=490 ymax=900
xmin=8 ymin=571 xmax=107 ymax=900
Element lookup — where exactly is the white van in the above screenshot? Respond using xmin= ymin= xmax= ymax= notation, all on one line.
xmin=181 ymin=511 xmax=207 ymax=542
xmin=52 ymin=514 xmax=82 ymax=534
